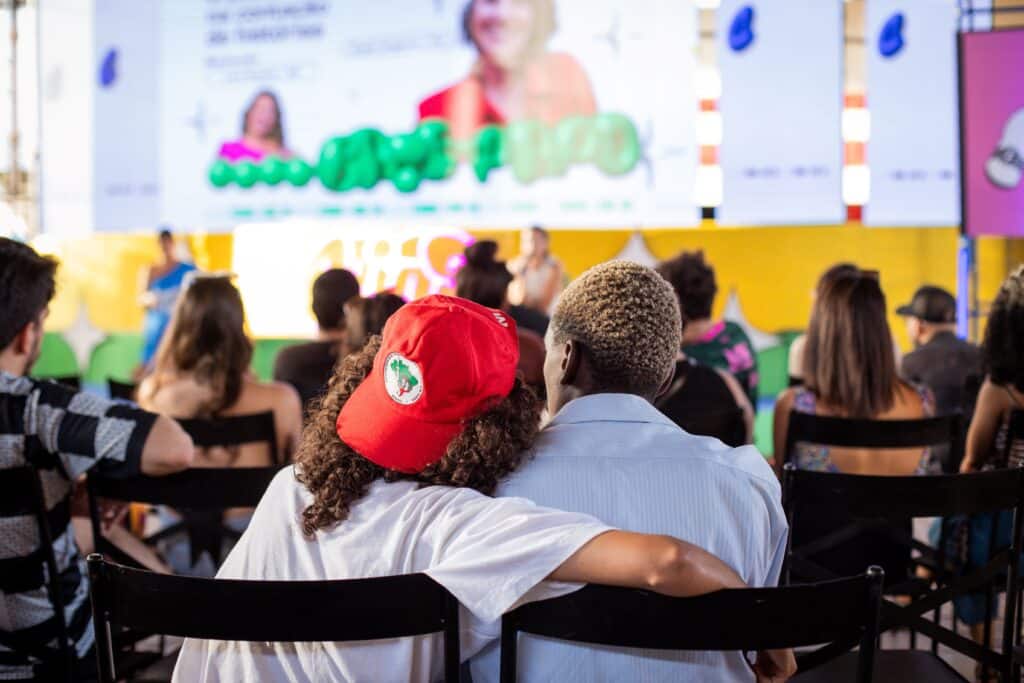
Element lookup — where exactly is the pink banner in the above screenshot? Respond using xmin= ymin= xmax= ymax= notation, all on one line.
xmin=962 ymin=30 xmax=1024 ymax=237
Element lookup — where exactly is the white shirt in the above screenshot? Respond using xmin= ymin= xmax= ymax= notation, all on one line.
xmin=471 ymin=394 xmax=788 ymax=683
xmin=173 ymin=467 xmax=611 ymax=683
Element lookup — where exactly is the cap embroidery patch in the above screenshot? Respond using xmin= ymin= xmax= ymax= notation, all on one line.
xmin=384 ymin=353 xmax=424 ymax=405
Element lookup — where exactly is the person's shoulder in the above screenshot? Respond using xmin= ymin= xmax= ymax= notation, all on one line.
xmin=543 ymin=52 xmax=588 ymax=77
xmin=418 ymin=78 xmax=480 ymax=119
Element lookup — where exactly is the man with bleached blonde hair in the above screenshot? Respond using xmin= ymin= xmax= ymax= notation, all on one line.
xmin=471 ymin=260 xmax=792 ymax=683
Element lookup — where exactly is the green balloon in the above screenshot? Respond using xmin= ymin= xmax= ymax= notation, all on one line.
xmin=234 ymin=161 xmax=259 ymax=188
xmin=593 ymin=113 xmax=641 ymax=176
xmin=209 ymin=160 xmax=234 ymax=188
xmin=286 ymin=159 xmax=314 ymax=186
xmin=417 ymin=120 xmax=449 ymax=148
xmin=260 ymin=156 xmax=286 ymax=185
xmin=393 ymin=166 xmax=421 ymax=193
xmin=423 ymin=151 xmax=455 ymax=181
xmin=506 ymin=120 xmax=544 ymax=184
xmin=473 ymin=125 xmax=504 ymax=182
xmin=554 ymin=116 xmax=596 ymax=164
xmin=317 ymin=138 xmax=347 ymax=190
xmin=390 ymin=134 xmax=427 ymax=165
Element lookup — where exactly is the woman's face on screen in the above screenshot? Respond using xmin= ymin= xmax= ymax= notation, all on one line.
xmin=246 ymin=94 xmax=279 ymax=139
xmin=470 ymin=0 xmax=536 ymax=69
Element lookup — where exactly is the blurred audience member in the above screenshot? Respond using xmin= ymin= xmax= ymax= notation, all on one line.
xmin=139 ymin=276 xmax=302 ymax=573
xmin=472 ymin=261 xmax=790 ymax=683
xmin=657 ymin=251 xmax=759 ymax=406
xmin=274 ymin=268 xmax=361 ymax=408
xmin=655 ymin=310 xmax=754 ymax=446
xmin=775 ymin=271 xmax=934 ymax=474
xmin=898 ymin=285 xmax=982 ymax=418
xmin=0 ymin=238 xmax=193 ymax=681
xmin=774 ymin=270 xmax=933 ymax=582
xmin=341 ymin=292 xmax=406 ymax=356
xmin=787 ymin=263 xmax=859 ymax=385
xmin=955 ymin=267 xmax=1024 ymax=645
xmin=457 ymin=241 xmax=546 ymax=393
xmin=174 ymin=295 xmax=745 ymax=682
xmin=140 ymin=229 xmax=196 ymax=369
xmin=508 ymin=226 xmax=564 ymax=316
xmin=961 ymin=267 xmax=1024 ymax=473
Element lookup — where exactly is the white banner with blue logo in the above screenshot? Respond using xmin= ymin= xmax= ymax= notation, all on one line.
xmin=864 ymin=0 xmax=959 ymax=227
xmin=716 ymin=0 xmax=844 ymax=225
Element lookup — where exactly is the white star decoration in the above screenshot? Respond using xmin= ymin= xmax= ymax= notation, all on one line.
xmin=62 ymin=303 xmax=107 ymax=373
xmin=722 ymin=290 xmax=780 ymax=352
xmin=612 ymin=231 xmax=658 ymax=266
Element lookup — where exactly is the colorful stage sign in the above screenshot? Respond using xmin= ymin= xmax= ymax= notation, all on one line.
xmin=716 ymin=0 xmax=844 ymax=226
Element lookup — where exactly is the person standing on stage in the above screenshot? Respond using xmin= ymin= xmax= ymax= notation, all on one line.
xmin=139 ymin=229 xmax=196 ymax=370
xmin=508 ymin=226 xmax=564 ymax=316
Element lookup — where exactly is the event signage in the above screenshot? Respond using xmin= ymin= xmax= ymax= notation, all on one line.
xmin=716 ymin=0 xmax=844 ymax=225
xmin=865 ymin=0 xmax=959 ymax=226
xmin=41 ymin=0 xmax=700 ymax=231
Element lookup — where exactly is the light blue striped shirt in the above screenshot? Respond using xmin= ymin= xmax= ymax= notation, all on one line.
xmin=471 ymin=393 xmax=788 ymax=683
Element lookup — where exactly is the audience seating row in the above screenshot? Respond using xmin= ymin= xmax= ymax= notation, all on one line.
xmin=22 ymin=404 xmax=1024 ymax=681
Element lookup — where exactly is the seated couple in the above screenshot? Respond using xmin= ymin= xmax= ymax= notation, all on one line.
xmin=174 ymin=262 xmax=790 ymax=682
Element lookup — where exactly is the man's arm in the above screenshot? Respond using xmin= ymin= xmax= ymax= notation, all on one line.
xmin=549 ymin=530 xmax=745 ymax=597
xmin=139 ymin=415 xmax=195 ymax=476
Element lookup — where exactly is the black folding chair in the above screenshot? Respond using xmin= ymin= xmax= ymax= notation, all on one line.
xmin=107 ymin=379 xmax=136 ymax=401
xmin=0 ymin=467 xmax=74 ymax=682
xmin=782 ymin=411 xmax=964 ymax=593
xmin=87 ymin=555 xmax=462 ymax=683
xmin=674 ymin=407 xmax=747 ymax=447
xmin=500 ymin=568 xmax=884 ymax=683
xmin=40 ymin=375 xmax=80 ymax=390
xmin=784 ymin=466 xmax=1024 ymax=682
xmin=783 ymin=411 xmax=964 ymax=471
xmin=86 ymin=465 xmax=281 ymax=569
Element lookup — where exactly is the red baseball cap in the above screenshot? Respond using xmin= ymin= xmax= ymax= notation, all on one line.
xmin=337 ymin=294 xmax=519 ymax=473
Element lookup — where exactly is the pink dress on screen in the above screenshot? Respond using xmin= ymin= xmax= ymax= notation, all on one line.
xmin=218 ymin=140 xmax=265 ymax=162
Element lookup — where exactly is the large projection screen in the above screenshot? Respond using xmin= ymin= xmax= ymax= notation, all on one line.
xmin=40 ymin=0 xmax=700 ymax=232
xmin=960 ymin=28 xmax=1024 ymax=238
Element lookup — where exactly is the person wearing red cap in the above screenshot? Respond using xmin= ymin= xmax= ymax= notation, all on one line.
xmin=173 ymin=294 xmax=745 ymax=682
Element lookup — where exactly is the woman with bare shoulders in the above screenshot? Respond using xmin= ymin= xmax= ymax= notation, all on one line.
xmin=773 ymin=270 xmax=933 ymax=584
xmin=138 ymin=275 xmax=302 ymax=573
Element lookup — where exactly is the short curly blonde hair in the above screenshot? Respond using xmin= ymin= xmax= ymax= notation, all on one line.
xmin=551 ymin=260 xmax=681 ymax=395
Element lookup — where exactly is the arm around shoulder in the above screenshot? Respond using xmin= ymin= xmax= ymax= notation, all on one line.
xmin=549 ymin=530 xmax=744 ymax=597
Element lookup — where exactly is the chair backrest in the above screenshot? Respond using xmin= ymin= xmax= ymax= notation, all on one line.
xmin=783 ymin=466 xmax=1024 ymax=679
xmin=675 ymin=407 xmax=746 ymax=448
xmin=0 ymin=467 xmax=74 ymax=680
xmin=500 ymin=568 xmax=885 ymax=683
xmin=47 ymin=375 xmax=80 ymax=391
xmin=783 ymin=411 xmax=963 ymax=466
xmin=85 ymin=466 xmax=281 ymax=569
xmin=177 ymin=411 xmax=279 ymax=465
xmin=86 ymin=555 xmax=461 ymax=683
xmin=106 ymin=379 xmax=136 ymax=401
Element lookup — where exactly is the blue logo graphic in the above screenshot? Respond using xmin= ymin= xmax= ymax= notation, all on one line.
xmin=879 ymin=13 xmax=905 ymax=58
xmin=729 ymin=6 xmax=756 ymax=53
xmin=99 ymin=48 xmax=118 ymax=88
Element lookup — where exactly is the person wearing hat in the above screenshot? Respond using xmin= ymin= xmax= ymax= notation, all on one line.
xmin=172 ymin=294 xmax=747 ymax=683
xmin=898 ymin=285 xmax=982 ymax=471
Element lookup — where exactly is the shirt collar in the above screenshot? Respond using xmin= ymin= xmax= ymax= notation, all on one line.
xmin=925 ymin=330 xmax=960 ymax=346
xmin=548 ymin=393 xmax=678 ymax=429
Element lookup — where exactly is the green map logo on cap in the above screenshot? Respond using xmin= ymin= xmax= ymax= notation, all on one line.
xmin=384 ymin=353 xmax=424 ymax=405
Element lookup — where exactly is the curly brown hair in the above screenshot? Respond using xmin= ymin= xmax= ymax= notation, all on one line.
xmin=295 ymin=335 xmax=541 ymax=537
